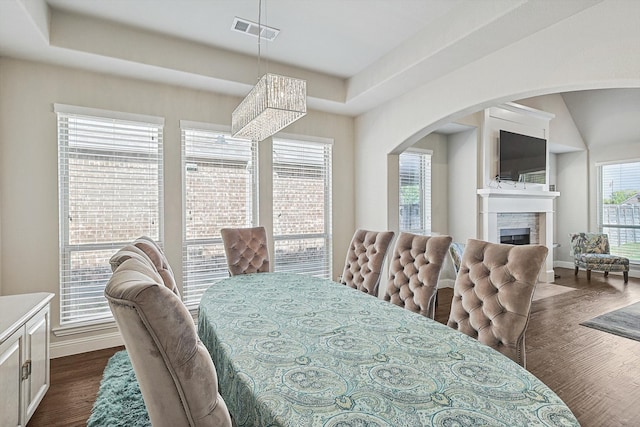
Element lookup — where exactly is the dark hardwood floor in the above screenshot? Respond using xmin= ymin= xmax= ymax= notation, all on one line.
xmin=28 ymin=346 xmax=124 ymax=427
xmin=525 ymin=269 xmax=640 ymax=427
xmin=29 ymin=267 xmax=640 ymax=426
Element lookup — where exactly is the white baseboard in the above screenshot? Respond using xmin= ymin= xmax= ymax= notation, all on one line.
xmin=554 ymin=261 xmax=574 ymax=270
xmin=50 ymin=331 xmax=123 ymax=359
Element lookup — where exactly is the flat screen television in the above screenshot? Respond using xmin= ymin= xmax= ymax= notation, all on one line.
xmin=498 ymin=130 xmax=547 ymax=183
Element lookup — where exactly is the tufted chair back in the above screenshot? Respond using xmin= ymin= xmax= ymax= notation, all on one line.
xmin=221 ymin=226 xmax=270 ymax=276
xmin=105 ymin=252 xmax=232 ymax=427
xmin=110 ymin=244 xmax=158 ymax=273
xmin=384 ymin=233 xmax=452 ymax=319
xmin=447 ymin=239 xmax=548 ymax=367
xmin=109 ymin=237 xmax=180 ymax=297
xmin=134 ymin=236 xmax=179 ymax=296
xmin=341 ymin=229 xmax=395 ymax=296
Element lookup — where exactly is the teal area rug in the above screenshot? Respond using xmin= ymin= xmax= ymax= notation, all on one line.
xmin=87 ymin=350 xmax=150 ymax=427
xmin=581 ymin=301 xmax=640 ymax=342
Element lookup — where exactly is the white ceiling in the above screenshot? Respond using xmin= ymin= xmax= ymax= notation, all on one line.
xmin=47 ymin=0 xmax=461 ymax=79
xmin=562 ymin=89 xmax=640 ymax=148
xmin=0 ymin=0 xmax=637 ymax=146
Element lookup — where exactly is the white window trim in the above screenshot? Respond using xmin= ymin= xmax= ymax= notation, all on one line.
xmin=596 ymin=158 xmax=640 ymax=232
xmin=595 ymin=158 xmax=640 ymax=167
xmin=405 ymin=148 xmax=433 ymax=155
xmin=53 ymin=320 xmax=117 ymax=337
xmin=56 ymin=103 xmax=164 ymax=328
xmin=597 ymin=161 xmax=640 ymax=264
xmin=399 ymin=148 xmax=432 ymax=235
xmin=276 ymin=131 xmax=334 ymax=147
xmin=272 ymin=135 xmax=333 ymax=278
xmin=54 ymin=103 xmax=164 ymax=125
xmin=179 ymin=120 xmax=230 ymax=133
xmin=181 ymin=122 xmax=258 ymax=306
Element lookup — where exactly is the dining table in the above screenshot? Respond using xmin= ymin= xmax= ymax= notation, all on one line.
xmin=197 ymin=272 xmax=579 ymax=427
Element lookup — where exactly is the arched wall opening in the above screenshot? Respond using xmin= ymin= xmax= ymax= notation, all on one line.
xmin=354 ymin=0 xmax=640 ymax=249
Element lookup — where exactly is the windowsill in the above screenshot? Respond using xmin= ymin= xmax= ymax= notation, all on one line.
xmin=53 ymin=307 xmax=200 ymax=337
xmin=53 ymin=320 xmax=118 ymax=337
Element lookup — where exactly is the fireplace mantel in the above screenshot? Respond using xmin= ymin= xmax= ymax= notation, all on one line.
xmin=477 ymin=188 xmax=559 ymax=200
xmin=477 ymin=188 xmax=559 ymax=282
xmin=478 ymin=188 xmax=559 ymax=196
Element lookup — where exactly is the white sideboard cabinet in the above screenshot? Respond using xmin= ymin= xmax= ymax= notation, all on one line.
xmin=0 ymin=292 xmax=54 ymax=427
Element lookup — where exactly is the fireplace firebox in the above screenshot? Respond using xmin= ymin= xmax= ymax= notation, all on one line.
xmin=500 ymin=228 xmax=530 ymax=245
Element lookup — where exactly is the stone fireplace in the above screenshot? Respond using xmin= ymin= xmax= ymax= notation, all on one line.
xmin=498 ymin=212 xmax=540 ymax=244
xmin=500 ymin=227 xmax=531 ymax=245
xmin=478 ymin=188 xmax=559 ymax=282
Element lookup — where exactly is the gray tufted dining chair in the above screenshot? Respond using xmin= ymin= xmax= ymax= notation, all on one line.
xmin=340 ymin=229 xmax=395 ymax=296
xmin=109 ymin=236 xmax=180 ymax=296
xmin=447 ymin=239 xmax=548 ymax=367
xmin=134 ymin=236 xmax=179 ymax=294
xmin=384 ymin=233 xmax=453 ymax=319
xmin=221 ymin=226 xmax=270 ymax=276
xmin=105 ymin=249 xmax=232 ymax=427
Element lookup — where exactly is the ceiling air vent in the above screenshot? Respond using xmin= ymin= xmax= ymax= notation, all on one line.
xmin=232 ymin=17 xmax=280 ymax=41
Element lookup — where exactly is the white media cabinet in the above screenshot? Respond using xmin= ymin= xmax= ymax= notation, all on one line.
xmin=0 ymin=292 xmax=54 ymax=426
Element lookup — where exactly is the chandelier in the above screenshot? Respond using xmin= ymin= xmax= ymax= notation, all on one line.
xmin=232 ymin=73 xmax=306 ymax=141
xmin=231 ymin=1 xmax=307 ymax=141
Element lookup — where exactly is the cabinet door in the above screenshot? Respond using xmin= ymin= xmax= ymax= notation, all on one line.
xmin=0 ymin=327 xmax=24 ymax=427
xmin=24 ymin=305 xmax=50 ymax=424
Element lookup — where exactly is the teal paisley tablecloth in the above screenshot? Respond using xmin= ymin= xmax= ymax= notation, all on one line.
xmin=197 ymin=272 xmax=578 ymax=427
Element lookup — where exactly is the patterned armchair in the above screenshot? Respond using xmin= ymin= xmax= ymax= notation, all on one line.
xmin=448 ymin=242 xmax=465 ymax=275
xmin=569 ymin=233 xmax=629 ymax=283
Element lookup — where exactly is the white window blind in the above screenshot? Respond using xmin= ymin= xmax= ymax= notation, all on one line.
xmin=56 ymin=104 xmax=164 ymax=326
xmin=399 ymin=150 xmax=431 ymax=234
xmin=182 ymin=123 xmax=257 ymax=306
xmin=272 ymin=137 xmax=332 ymax=277
xmin=599 ymin=161 xmax=640 ymax=262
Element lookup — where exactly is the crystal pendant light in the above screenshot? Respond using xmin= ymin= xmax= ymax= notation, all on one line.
xmin=231 ymin=1 xmax=307 ymax=141
xmin=232 ymin=73 xmax=306 ymax=141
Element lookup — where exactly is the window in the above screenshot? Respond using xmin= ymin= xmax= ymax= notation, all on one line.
xmin=399 ymin=150 xmax=431 ymax=234
xmin=272 ymin=137 xmax=332 ymax=277
xmin=56 ymin=104 xmax=163 ymax=326
xmin=182 ymin=122 xmax=257 ymax=305
xmin=599 ymin=161 xmax=640 ymax=262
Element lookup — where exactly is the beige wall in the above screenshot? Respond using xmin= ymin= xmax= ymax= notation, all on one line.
xmin=555 ymin=151 xmax=590 ymax=263
xmin=518 ymin=94 xmax=586 ymax=153
xmin=0 ymin=57 xmax=355 ymax=355
xmin=447 ymin=128 xmax=479 ymax=244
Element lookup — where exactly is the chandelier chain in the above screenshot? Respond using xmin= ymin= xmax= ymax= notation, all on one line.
xmin=257 ymin=0 xmax=261 ymax=81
